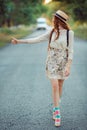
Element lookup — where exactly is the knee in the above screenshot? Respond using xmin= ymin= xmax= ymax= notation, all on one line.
xmin=52 ymin=82 xmax=59 ymax=92
xmin=59 ymin=82 xmax=62 ymax=87
xmin=59 ymin=80 xmax=64 ymax=87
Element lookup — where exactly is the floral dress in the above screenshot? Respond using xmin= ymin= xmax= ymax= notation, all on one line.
xmin=45 ymin=30 xmax=74 ymax=79
xmin=46 ymin=48 xmax=68 ymax=79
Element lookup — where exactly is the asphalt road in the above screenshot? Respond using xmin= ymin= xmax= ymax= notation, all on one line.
xmin=0 ymin=30 xmax=87 ymax=130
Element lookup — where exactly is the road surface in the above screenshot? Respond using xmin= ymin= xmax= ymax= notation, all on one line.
xmin=0 ymin=30 xmax=87 ymax=130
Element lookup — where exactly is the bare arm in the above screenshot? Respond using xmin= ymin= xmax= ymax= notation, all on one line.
xmin=12 ymin=31 xmax=50 ymax=44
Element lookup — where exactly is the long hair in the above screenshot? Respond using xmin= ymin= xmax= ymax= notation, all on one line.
xmin=49 ymin=16 xmax=71 ymax=45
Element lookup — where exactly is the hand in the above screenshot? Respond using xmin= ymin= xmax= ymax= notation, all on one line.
xmin=65 ymin=66 xmax=70 ymax=77
xmin=11 ymin=37 xmax=18 ymax=44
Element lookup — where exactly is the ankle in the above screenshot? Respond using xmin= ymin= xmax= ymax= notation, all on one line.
xmin=55 ymin=107 xmax=60 ymax=110
xmin=53 ymin=106 xmax=60 ymax=111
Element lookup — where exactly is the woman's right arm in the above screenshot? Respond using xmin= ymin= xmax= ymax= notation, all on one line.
xmin=11 ymin=30 xmax=51 ymax=44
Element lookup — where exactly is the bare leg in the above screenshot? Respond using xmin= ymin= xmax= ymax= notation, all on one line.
xmin=58 ymin=79 xmax=64 ymax=99
xmin=51 ymin=79 xmax=60 ymax=107
xmin=51 ymin=79 xmax=61 ymax=126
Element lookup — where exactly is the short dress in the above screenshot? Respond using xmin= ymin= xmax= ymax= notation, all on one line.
xmin=46 ymin=47 xmax=68 ymax=79
xmin=45 ymin=30 xmax=74 ymax=79
xmin=24 ymin=29 xmax=74 ymax=79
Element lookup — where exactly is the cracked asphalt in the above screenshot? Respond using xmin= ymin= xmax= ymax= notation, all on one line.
xmin=0 ymin=30 xmax=87 ymax=130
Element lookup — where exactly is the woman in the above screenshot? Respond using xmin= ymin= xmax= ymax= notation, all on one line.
xmin=12 ymin=10 xmax=74 ymax=127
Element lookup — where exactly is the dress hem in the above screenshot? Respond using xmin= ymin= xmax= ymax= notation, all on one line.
xmin=45 ymin=73 xmax=68 ymax=80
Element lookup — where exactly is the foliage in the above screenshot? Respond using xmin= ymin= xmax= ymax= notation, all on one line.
xmin=74 ymin=23 xmax=87 ymax=40
xmin=0 ymin=25 xmax=35 ymax=47
xmin=0 ymin=28 xmax=15 ymax=34
xmin=0 ymin=0 xmax=47 ymax=27
xmin=52 ymin=0 xmax=87 ymax=22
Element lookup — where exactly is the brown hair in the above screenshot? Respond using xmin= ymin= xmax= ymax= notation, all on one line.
xmin=49 ymin=16 xmax=71 ymax=45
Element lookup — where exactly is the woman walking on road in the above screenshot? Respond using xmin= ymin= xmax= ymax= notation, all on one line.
xmin=11 ymin=10 xmax=74 ymax=127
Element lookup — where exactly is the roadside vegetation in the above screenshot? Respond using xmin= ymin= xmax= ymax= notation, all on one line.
xmin=0 ymin=0 xmax=87 ymax=47
xmin=0 ymin=0 xmax=46 ymax=47
xmin=74 ymin=23 xmax=87 ymax=40
xmin=0 ymin=25 xmax=35 ymax=47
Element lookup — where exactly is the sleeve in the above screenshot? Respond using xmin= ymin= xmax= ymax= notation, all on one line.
xmin=68 ymin=30 xmax=74 ymax=60
xmin=24 ymin=30 xmax=50 ymax=44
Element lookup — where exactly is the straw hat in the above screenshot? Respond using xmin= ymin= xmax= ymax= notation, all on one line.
xmin=53 ymin=10 xmax=69 ymax=23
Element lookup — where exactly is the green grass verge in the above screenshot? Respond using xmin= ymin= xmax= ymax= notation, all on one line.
xmin=74 ymin=27 xmax=87 ymax=40
xmin=72 ymin=22 xmax=87 ymax=40
xmin=0 ymin=25 xmax=35 ymax=48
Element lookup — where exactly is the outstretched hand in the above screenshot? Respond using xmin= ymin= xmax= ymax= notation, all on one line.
xmin=11 ymin=37 xmax=18 ymax=44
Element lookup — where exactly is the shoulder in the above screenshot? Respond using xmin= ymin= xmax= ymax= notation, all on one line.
xmin=47 ymin=27 xmax=53 ymax=33
xmin=69 ymin=30 xmax=74 ymax=35
xmin=69 ymin=30 xmax=74 ymax=40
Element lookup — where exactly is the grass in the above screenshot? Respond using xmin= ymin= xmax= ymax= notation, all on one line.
xmin=74 ymin=24 xmax=87 ymax=40
xmin=0 ymin=25 xmax=35 ymax=48
xmin=72 ymin=21 xmax=87 ymax=40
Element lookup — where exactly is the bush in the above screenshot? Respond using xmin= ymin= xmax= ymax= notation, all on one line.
xmin=0 ymin=28 xmax=15 ymax=35
xmin=74 ymin=23 xmax=87 ymax=40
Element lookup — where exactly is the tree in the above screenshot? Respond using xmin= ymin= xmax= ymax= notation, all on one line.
xmin=0 ymin=0 xmax=6 ymax=27
xmin=53 ymin=0 xmax=87 ymax=21
xmin=0 ymin=0 xmax=47 ymax=27
xmin=0 ymin=0 xmax=15 ymax=27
